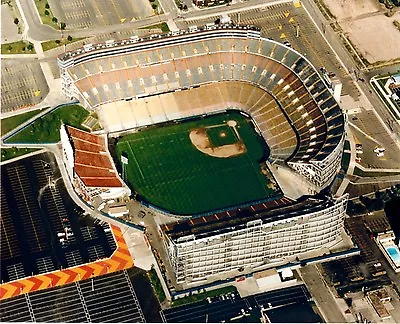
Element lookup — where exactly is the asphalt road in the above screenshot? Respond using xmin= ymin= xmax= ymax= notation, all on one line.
xmin=162 ymin=284 xmax=314 ymax=323
xmin=301 ymin=0 xmax=400 ymax=144
xmin=299 ymin=264 xmax=347 ymax=323
xmin=18 ymin=0 xmax=289 ymax=41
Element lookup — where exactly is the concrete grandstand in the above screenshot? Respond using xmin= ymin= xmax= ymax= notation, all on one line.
xmin=58 ymin=24 xmax=345 ymax=189
xmin=57 ymin=24 xmax=350 ymax=286
xmin=60 ymin=125 xmax=130 ymax=203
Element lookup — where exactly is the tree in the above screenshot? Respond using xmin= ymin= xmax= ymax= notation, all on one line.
xmin=67 ymin=35 xmax=73 ymax=42
xmin=60 ymin=22 xmax=66 ymax=30
xmin=183 ymin=4 xmax=187 ymax=10
xmin=151 ymin=3 xmax=157 ymax=9
xmin=7 ymin=45 xmax=12 ymax=51
xmin=14 ymin=18 xmax=19 ymax=25
xmin=27 ymin=43 xmax=34 ymax=51
xmin=45 ymin=2 xmax=50 ymax=8
xmin=52 ymin=16 xmax=58 ymax=23
xmin=55 ymin=39 xmax=61 ymax=44
xmin=44 ymin=9 xmax=50 ymax=15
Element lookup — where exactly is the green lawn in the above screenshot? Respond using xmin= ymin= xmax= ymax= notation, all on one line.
xmin=34 ymin=0 xmax=59 ymax=29
xmin=1 ymin=41 xmax=36 ymax=54
xmin=172 ymin=286 xmax=237 ymax=307
xmin=147 ymin=269 xmax=166 ymax=303
xmin=140 ymin=22 xmax=169 ymax=32
xmin=115 ymin=111 xmax=280 ymax=215
xmin=5 ymin=104 xmax=89 ymax=144
xmin=1 ymin=109 xmax=45 ymax=136
xmin=41 ymin=37 xmax=86 ymax=51
xmin=1 ymin=147 xmax=40 ymax=162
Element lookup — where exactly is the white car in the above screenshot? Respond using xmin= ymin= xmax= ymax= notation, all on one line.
xmin=376 ymin=151 xmax=384 ymax=157
xmin=373 ymin=147 xmax=385 ymax=154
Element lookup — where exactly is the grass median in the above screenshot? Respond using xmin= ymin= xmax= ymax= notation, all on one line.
xmin=1 ymin=41 xmax=36 ymax=54
xmin=34 ymin=0 xmax=59 ymax=29
xmin=172 ymin=286 xmax=237 ymax=307
xmin=41 ymin=37 xmax=86 ymax=51
xmin=147 ymin=268 xmax=166 ymax=303
xmin=1 ymin=147 xmax=40 ymax=162
xmin=1 ymin=109 xmax=46 ymax=136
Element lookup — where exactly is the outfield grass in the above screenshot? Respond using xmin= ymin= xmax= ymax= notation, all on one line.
xmin=1 ymin=147 xmax=40 ymax=162
xmin=5 ymin=104 xmax=89 ymax=144
xmin=115 ymin=111 xmax=280 ymax=215
xmin=1 ymin=109 xmax=45 ymax=136
xmin=1 ymin=41 xmax=36 ymax=54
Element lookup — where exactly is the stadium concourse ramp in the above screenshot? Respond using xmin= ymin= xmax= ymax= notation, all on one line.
xmin=57 ymin=24 xmax=345 ymax=190
xmin=0 ymin=225 xmax=132 ymax=300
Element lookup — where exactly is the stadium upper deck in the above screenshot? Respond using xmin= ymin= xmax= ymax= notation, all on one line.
xmin=58 ymin=24 xmax=345 ymax=188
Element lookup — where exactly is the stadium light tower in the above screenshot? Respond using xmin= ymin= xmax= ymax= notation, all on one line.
xmin=121 ymin=153 xmax=129 ymax=181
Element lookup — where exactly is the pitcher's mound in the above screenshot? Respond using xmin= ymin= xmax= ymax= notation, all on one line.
xmin=190 ymin=127 xmax=246 ymax=158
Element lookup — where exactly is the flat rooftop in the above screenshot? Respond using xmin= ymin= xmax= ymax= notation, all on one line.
xmin=162 ymin=195 xmax=337 ymax=242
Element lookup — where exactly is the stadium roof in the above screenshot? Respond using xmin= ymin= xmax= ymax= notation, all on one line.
xmin=65 ymin=126 xmax=123 ymax=188
xmin=162 ymin=196 xmax=336 ymax=242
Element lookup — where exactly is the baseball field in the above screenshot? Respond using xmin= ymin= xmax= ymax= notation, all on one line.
xmin=115 ymin=110 xmax=281 ymax=215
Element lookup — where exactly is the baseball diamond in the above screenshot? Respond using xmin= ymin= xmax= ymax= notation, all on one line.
xmin=113 ymin=111 xmax=281 ymax=215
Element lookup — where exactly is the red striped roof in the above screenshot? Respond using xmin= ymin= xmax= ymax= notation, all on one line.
xmin=66 ymin=126 xmax=123 ymax=188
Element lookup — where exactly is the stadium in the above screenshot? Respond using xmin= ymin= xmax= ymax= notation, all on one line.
xmin=58 ymin=23 xmax=349 ymax=285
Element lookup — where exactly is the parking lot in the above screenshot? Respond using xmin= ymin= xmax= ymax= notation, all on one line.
xmin=0 ymin=270 xmax=145 ymax=322
xmin=1 ymin=152 xmax=116 ymax=283
xmin=349 ymin=110 xmax=400 ymax=170
xmin=180 ymin=2 xmax=360 ymax=101
xmin=48 ymin=0 xmax=154 ymax=29
xmin=1 ymin=59 xmax=49 ymax=113
xmin=161 ymin=284 xmax=318 ymax=323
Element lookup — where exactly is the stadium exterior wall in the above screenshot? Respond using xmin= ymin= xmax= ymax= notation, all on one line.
xmin=288 ymin=134 xmax=345 ymax=188
xmin=163 ymin=194 xmax=348 ymax=284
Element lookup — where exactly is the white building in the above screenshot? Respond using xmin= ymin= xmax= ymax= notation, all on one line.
xmin=161 ymin=195 xmax=348 ymax=284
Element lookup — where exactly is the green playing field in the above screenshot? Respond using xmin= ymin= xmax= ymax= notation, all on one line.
xmin=115 ymin=111 xmax=281 ymax=215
